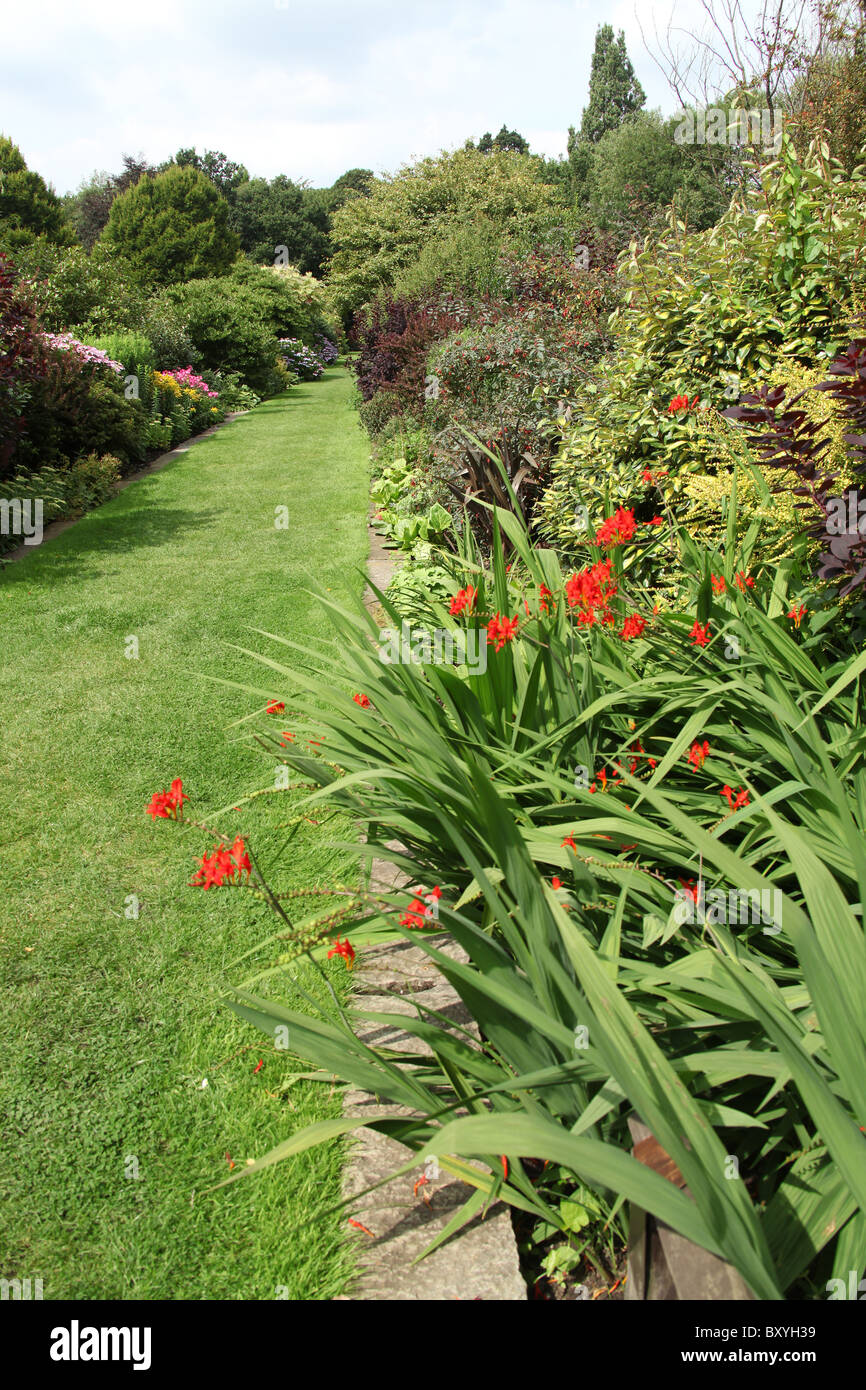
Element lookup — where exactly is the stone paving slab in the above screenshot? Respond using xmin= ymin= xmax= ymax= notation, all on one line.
xmin=341 ymin=933 xmax=526 ymax=1301
xmin=338 ymin=524 xmax=526 ymax=1300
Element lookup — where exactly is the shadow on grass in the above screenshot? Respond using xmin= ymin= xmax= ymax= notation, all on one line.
xmin=0 ymin=502 xmax=221 ymax=588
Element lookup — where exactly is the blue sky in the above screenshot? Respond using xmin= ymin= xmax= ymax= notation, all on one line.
xmin=3 ymin=0 xmax=688 ymax=193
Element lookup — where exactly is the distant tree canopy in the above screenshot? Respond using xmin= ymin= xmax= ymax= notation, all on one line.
xmin=0 ymin=135 xmax=76 ymax=251
xmin=170 ymin=147 xmax=250 ymax=204
xmin=226 ymin=169 xmax=373 ymax=276
xmin=102 ymin=164 xmax=239 ymax=285
xmin=470 ymin=125 xmax=531 ymax=154
xmin=584 ymin=109 xmax=738 ymax=236
xmin=327 ymin=146 xmax=563 ymax=316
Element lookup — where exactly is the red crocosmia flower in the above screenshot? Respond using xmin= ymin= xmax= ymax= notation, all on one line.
xmin=668 ymin=394 xmax=690 ymax=414
xmin=734 ymin=571 xmax=755 ymax=591
xmin=588 ymin=768 xmax=608 ymax=796
xmin=487 ymin=613 xmax=519 ymax=652
xmin=627 ymin=740 xmax=649 ymax=775
xmin=266 ymin=700 xmax=285 ymax=714
xmin=711 ymin=575 xmax=726 ymax=594
xmin=788 ymin=604 xmax=807 ymax=628
xmin=449 ymin=585 xmax=477 ymax=616
xmin=280 ymin=731 xmax=295 ymax=746
xmin=551 ymin=877 xmax=562 ymax=890
xmin=688 ymin=739 xmax=710 ymax=769
xmin=678 ymin=878 xmax=699 ymax=902
xmin=621 ymin=614 xmax=646 ymax=641
xmin=692 ymin=394 xmax=700 ymax=407
xmin=192 ymin=843 xmax=238 ymax=890
xmin=327 ymin=937 xmax=355 ymax=970
xmin=641 ymin=469 xmax=654 ymax=483
xmin=524 ymin=598 xmax=531 ymax=618
xmin=352 ymin=692 xmax=371 ymax=708
xmin=561 ymin=834 xmax=577 ymax=850
xmin=400 ymin=898 xmax=427 ymax=928
xmin=146 ymin=777 xmax=188 ymax=820
xmin=689 ymin=621 xmax=712 ymax=648
xmin=720 ymin=785 xmax=750 ymax=811
xmin=231 ymin=836 xmax=251 ymax=880
xmin=400 ymin=886 xmax=441 ymax=929
xmin=595 ymin=506 xmax=636 ymax=547
xmin=565 ymin=560 xmax=617 ymax=625
xmin=646 ymin=516 xmax=664 ymax=526
xmin=146 ymin=791 xmax=172 ymax=820
xmin=539 ymin=584 xmax=554 ymax=613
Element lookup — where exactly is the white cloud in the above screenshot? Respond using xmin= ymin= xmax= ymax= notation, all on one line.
xmin=1 ymin=0 xmax=680 ymax=192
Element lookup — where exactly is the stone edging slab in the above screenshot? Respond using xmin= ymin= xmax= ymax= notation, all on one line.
xmin=337 ymin=518 xmax=526 ymax=1300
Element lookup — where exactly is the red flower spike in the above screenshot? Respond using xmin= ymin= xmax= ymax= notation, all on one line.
xmin=146 ymin=777 xmax=188 ymax=821
xmin=788 ymin=604 xmax=807 ymax=628
xmin=352 ymin=693 xmax=371 ymax=708
xmin=595 ymin=507 xmax=636 ymax=547
xmin=621 ymin=614 xmax=646 ymax=641
xmin=688 ymin=739 xmax=710 ymax=770
xmin=449 ymin=585 xmax=477 ymax=616
xmin=327 ymin=937 xmax=355 ymax=970
xmin=720 ymin=785 xmax=750 ymax=811
xmin=689 ymin=621 xmax=712 ymax=648
xmin=551 ymin=877 xmax=562 ymax=890
xmin=231 ymin=836 xmax=251 ymax=880
xmin=266 ymin=700 xmax=285 ymax=714
xmin=487 ymin=613 xmax=519 ymax=652
xmin=348 ymin=1218 xmax=376 ymax=1238
xmin=711 ymin=575 xmax=726 ymax=594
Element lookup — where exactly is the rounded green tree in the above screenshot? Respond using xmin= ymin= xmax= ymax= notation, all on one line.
xmin=0 ymin=135 xmax=75 ymax=250
xmin=102 ymin=164 xmax=239 ymax=286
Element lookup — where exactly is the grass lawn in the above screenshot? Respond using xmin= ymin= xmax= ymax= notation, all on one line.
xmin=0 ymin=367 xmax=370 ymax=1300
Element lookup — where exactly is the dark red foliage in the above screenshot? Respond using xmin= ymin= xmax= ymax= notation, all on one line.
xmin=723 ymin=341 xmax=866 ymax=595
xmin=350 ymin=294 xmax=464 ymax=410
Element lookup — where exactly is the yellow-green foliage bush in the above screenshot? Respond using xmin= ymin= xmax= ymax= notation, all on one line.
xmin=682 ymin=359 xmax=859 ymax=565
xmin=539 ymin=136 xmax=866 ymax=558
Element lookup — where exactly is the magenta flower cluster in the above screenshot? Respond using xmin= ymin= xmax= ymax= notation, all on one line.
xmin=43 ymin=333 xmax=124 ymax=373
xmin=164 ymin=367 xmax=219 ymax=398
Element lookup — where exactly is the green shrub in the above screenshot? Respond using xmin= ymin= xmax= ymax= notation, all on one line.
xmin=0 ymin=453 xmax=120 ymax=551
xmin=141 ymin=300 xmax=197 ymax=371
xmin=11 ymin=239 xmax=147 ymax=335
xmin=358 ymin=389 xmax=403 ymax=437
xmin=154 ymin=260 xmax=330 ymax=393
xmin=89 ymin=331 xmax=155 ymax=379
xmin=15 ymin=348 xmax=147 ymax=473
xmin=62 ymin=452 xmax=121 ymax=515
xmin=202 ymin=370 xmax=260 ymax=412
